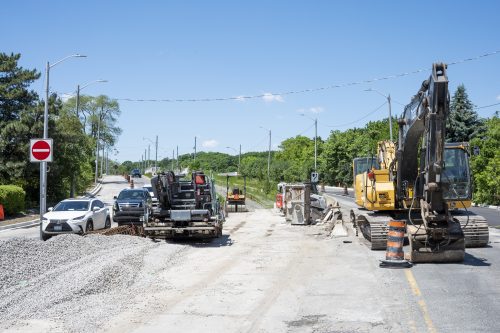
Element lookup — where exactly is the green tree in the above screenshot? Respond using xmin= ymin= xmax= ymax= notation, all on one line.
xmin=470 ymin=112 xmax=500 ymax=205
xmin=0 ymin=53 xmax=41 ymax=186
xmin=446 ymin=84 xmax=484 ymax=142
xmin=0 ymin=53 xmax=40 ymax=123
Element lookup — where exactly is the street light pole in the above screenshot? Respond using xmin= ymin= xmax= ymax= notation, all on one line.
xmin=225 ymin=146 xmax=241 ymax=174
xmin=40 ymin=54 xmax=86 ymax=240
xmin=300 ymin=114 xmax=318 ymax=172
xmin=365 ymin=88 xmax=393 ymax=142
xmin=75 ymin=79 xmax=107 ymax=120
xmin=259 ymin=127 xmax=271 ymax=181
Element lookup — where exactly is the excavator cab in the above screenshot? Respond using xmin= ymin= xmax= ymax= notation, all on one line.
xmin=442 ymin=143 xmax=472 ymax=204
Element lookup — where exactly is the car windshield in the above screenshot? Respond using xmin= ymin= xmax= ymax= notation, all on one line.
xmin=143 ymin=186 xmax=153 ymax=192
xmin=53 ymin=201 xmax=89 ymax=211
xmin=118 ymin=190 xmax=145 ymax=200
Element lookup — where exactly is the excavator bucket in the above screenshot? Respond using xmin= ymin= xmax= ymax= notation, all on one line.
xmin=406 ymin=224 xmax=465 ymax=263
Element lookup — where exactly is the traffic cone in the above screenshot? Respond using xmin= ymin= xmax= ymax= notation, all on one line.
xmin=380 ymin=220 xmax=412 ymax=268
xmin=0 ymin=204 xmax=4 ymax=220
xmin=130 ymin=179 xmax=134 ymax=188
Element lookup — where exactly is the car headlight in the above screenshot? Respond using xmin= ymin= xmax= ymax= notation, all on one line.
xmin=138 ymin=202 xmax=143 ymax=208
xmin=113 ymin=202 xmax=119 ymax=211
xmin=42 ymin=217 xmax=49 ymax=223
xmin=70 ymin=215 xmax=86 ymax=222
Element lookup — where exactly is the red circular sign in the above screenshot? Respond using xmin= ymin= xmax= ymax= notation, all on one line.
xmin=32 ymin=140 xmax=51 ymax=160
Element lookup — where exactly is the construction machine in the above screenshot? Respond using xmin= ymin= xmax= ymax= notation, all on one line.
xmin=225 ymin=174 xmax=247 ymax=212
xmin=351 ymin=63 xmax=489 ymax=263
xmin=145 ymin=171 xmax=224 ymax=239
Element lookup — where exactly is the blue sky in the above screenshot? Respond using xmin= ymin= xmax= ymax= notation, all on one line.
xmin=2 ymin=0 xmax=499 ymax=162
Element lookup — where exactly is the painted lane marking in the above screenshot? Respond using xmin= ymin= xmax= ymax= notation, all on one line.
xmin=405 ymin=269 xmax=437 ymax=333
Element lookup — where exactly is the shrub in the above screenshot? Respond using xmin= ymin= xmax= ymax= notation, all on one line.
xmin=0 ymin=185 xmax=26 ymax=216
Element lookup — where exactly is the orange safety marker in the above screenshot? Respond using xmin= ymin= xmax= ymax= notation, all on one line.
xmin=380 ymin=220 xmax=412 ymax=268
xmin=0 ymin=204 xmax=4 ymax=220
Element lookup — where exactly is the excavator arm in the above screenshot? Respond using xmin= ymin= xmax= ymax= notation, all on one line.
xmin=397 ymin=63 xmax=449 ymax=215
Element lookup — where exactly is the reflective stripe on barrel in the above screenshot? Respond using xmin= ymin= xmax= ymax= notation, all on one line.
xmin=385 ymin=220 xmax=405 ymax=260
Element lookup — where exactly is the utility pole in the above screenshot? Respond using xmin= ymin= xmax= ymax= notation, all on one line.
xmin=176 ymin=145 xmax=179 ymax=172
xmin=314 ymin=118 xmax=317 ymax=172
xmin=100 ymin=144 xmax=104 ymax=177
xmin=388 ymin=94 xmax=393 ymax=142
xmin=172 ymin=149 xmax=175 ymax=170
xmin=267 ymin=130 xmax=271 ymax=181
xmin=148 ymin=144 xmax=150 ymax=168
xmin=95 ymin=105 xmax=103 ymax=184
xmin=239 ymin=144 xmax=241 ymax=174
xmin=155 ymin=135 xmax=158 ymax=172
xmin=144 ymin=148 xmax=147 ymax=172
xmin=194 ymin=136 xmax=197 ymax=161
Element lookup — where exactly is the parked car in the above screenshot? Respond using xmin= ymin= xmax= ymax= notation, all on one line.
xmin=131 ymin=168 xmax=141 ymax=178
xmin=142 ymin=184 xmax=159 ymax=207
xmin=41 ymin=198 xmax=111 ymax=241
xmin=112 ymin=188 xmax=152 ymax=225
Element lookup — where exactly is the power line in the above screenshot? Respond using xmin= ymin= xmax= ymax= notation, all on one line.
xmin=326 ymin=101 xmax=388 ymax=128
xmin=113 ymin=50 xmax=500 ymax=103
xmin=475 ymin=102 xmax=500 ymax=110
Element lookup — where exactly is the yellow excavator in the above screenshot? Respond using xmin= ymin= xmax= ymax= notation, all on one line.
xmin=351 ymin=63 xmax=489 ymax=263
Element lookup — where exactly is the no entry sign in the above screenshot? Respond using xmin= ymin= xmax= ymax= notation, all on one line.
xmin=30 ymin=139 xmax=53 ymax=162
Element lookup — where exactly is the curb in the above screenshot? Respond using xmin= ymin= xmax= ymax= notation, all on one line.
xmin=0 ymin=219 xmax=39 ymax=232
xmin=86 ymin=182 xmax=102 ymax=197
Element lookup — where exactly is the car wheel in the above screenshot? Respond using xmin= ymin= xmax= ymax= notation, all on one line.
xmin=41 ymin=231 xmax=52 ymax=241
xmin=85 ymin=220 xmax=94 ymax=232
xmin=105 ymin=217 xmax=111 ymax=229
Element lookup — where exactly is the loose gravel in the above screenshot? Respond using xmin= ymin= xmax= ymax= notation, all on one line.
xmin=0 ymin=234 xmax=186 ymax=332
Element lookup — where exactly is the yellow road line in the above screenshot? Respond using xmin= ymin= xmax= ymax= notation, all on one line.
xmin=405 ymin=269 xmax=437 ymax=333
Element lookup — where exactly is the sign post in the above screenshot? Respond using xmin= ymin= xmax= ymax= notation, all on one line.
xmin=31 ymin=139 xmax=53 ymax=241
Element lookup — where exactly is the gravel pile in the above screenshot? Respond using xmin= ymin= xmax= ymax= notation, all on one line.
xmin=0 ymin=234 xmax=186 ymax=332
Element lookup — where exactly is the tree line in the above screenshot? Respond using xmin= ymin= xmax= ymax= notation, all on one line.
xmin=0 ymin=53 xmax=121 ymax=207
xmin=146 ymin=85 xmax=497 ymax=205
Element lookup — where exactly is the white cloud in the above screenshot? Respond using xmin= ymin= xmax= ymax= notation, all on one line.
xmin=309 ymin=107 xmax=324 ymax=114
xmin=262 ymin=93 xmax=284 ymax=103
xmin=235 ymin=95 xmax=246 ymax=102
xmin=60 ymin=93 xmax=74 ymax=103
xmin=202 ymin=139 xmax=218 ymax=148
xmin=497 ymin=95 xmax=500 ymax=100
xmin=296 ymin=106 xmax=325 ymax=114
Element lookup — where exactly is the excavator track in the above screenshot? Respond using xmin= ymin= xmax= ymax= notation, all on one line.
xmin=452 ymin=212 xmax=489 ymax=247
xmin=352 ymin=210 xmax=388 ymax=250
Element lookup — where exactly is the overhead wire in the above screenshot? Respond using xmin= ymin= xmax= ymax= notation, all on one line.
xmin=325 ymin=101 xmax=388 ymax=128
xmin=112 ymin=50 xmax=500 ymax=103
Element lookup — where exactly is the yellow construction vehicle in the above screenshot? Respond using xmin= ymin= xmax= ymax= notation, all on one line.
xmin=351 ymin=63 xmax=489 ymax=263
xmin=225 ymin=174 xmax=247 ymax=213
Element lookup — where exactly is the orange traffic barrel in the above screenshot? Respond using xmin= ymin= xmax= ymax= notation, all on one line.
xmin=0 ymin=204 xmax=4 ymax=220
xmin=380 ymin=220 xmax=411 ymax=268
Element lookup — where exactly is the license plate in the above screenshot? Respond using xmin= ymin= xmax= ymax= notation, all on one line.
xmin=54 ymin=225 xmax=62 ymax=231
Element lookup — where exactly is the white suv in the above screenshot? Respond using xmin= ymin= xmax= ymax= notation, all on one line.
xmin=41 ymin=198 xmax=111 ymax=241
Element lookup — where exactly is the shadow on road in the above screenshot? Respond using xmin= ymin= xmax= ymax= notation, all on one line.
xmin=164 ymin=235 xmax=233 ymax=248
xmin=463 ymin=252 xmax=491 ymax=267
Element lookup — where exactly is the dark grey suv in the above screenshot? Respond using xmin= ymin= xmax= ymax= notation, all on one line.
xmin=112 ymin=188 xmax=152 ymax=225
